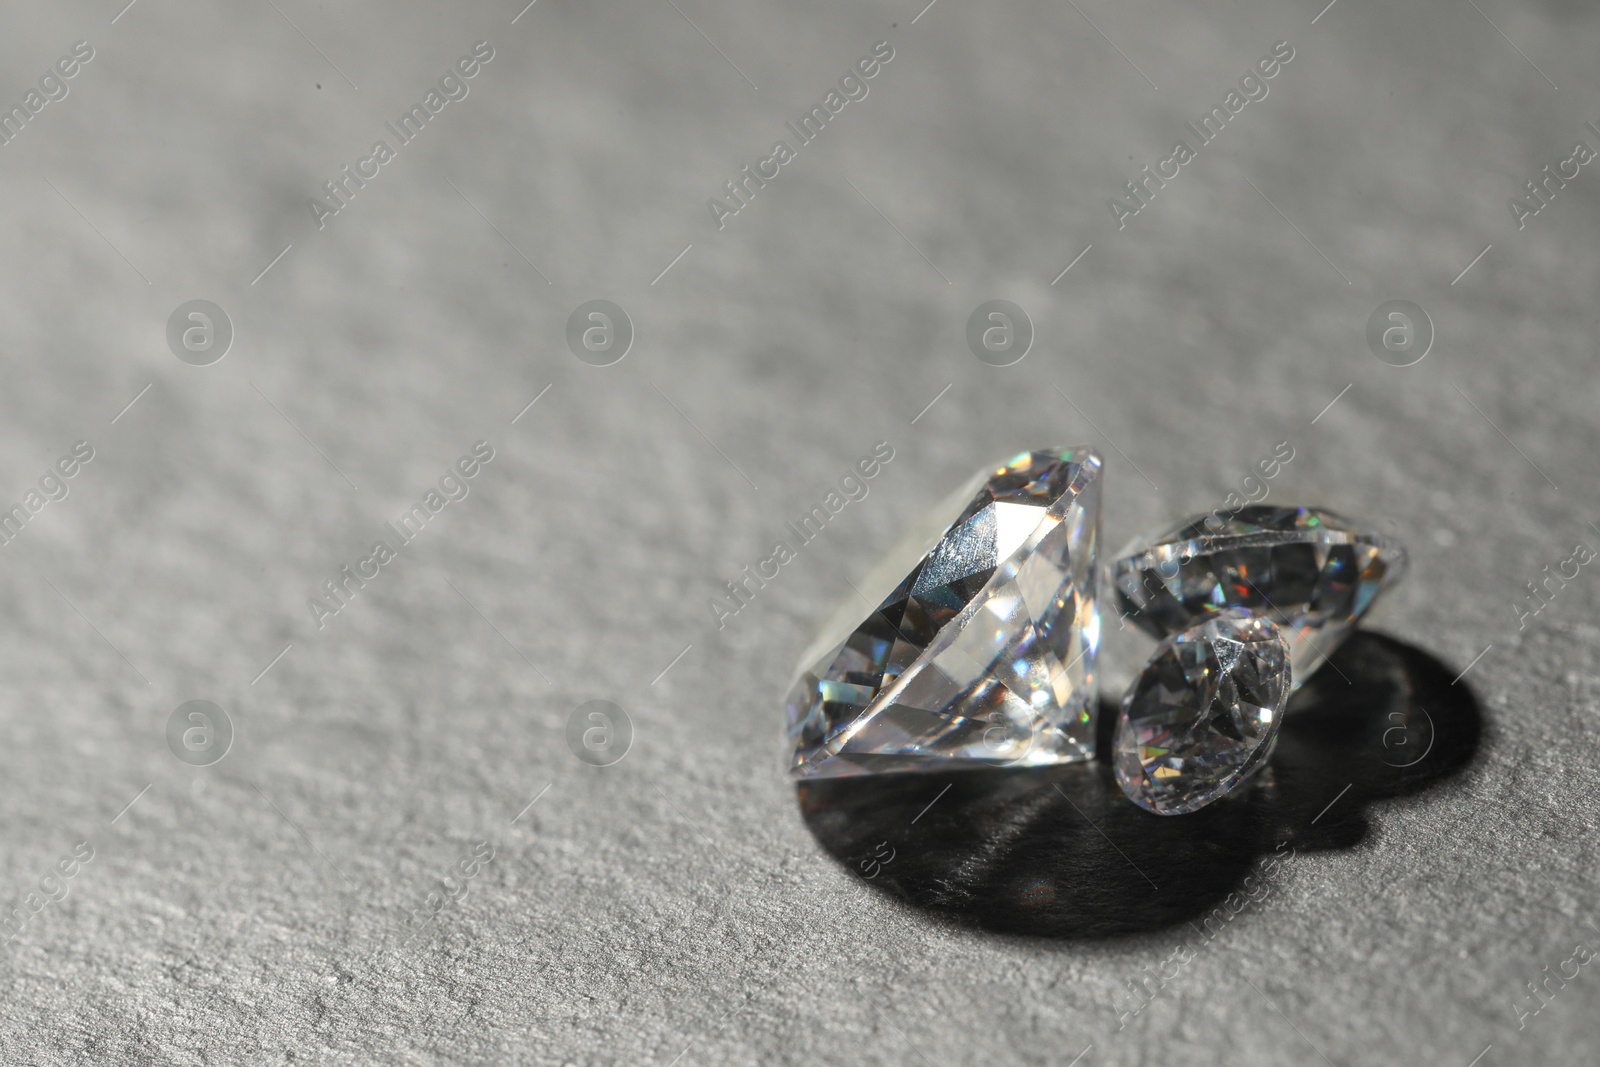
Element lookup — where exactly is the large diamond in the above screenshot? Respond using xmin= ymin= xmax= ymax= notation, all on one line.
xmin=1114 ymin=611 xmax=1289 ymax=815
xmin=1110 ymin=506 xmax=1406 ymax=687
xmin=786 ymin=448 xmax=1102 ymax=779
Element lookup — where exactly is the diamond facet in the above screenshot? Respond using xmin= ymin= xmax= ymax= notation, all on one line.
xmin=786 ymin=448 xmax=1102 ymax=778
xmin=1110 ymin=506 xmax=1406 ymax=687
xmin=1114 ymin=611 xmax=1290 ymax=815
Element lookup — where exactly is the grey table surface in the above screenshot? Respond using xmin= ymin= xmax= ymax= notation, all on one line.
xmin=0 ymin=0 xmax=1596 ymax=1063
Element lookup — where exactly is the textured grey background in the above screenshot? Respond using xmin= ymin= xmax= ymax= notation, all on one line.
xmin=0 ymin=0 xmax=1596 ymax=1063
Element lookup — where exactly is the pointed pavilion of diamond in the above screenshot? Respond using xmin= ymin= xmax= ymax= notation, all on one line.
xmin=1114 ymin=611 xmax=1289 ymax=816
xmin=1109 ymin=505 xmax=1406 ymax=688
xmin=786 ymin=448 xmax=1102 ymax=779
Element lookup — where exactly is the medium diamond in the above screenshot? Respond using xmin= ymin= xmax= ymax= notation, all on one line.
xmin=786 ymin=448 xmax=1102 ymax=778
xmin=1110 ymin=506 xmax=1406 ymax=687
xmin=1114 ymin=611 xmax=1290 ymax=815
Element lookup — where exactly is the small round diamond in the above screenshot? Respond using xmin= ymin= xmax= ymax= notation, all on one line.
xmin=1114 ymin=611 xmax=1290 ymax=816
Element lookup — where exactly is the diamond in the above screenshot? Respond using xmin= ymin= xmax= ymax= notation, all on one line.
xmin=786 ymin=448 xmax=1102 ymax=779
xmin=1114 ymin=611 xmax=1290 ymax=815
xmin=1110 ymin=506 xmax=1406 ymax=687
